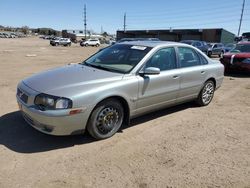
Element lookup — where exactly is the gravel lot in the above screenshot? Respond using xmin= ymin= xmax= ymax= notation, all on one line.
xmin=0 ymin=37 xmax=250 ymax=188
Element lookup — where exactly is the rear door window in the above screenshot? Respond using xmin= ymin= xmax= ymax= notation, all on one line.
xmin=178 ymin=47 xmax=201 ymax=68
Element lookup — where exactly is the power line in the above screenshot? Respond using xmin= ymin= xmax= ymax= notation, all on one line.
xmin=238 ymin=0 xmax=245 ymax=36
xmin=126 ymin=3 xmax=241 ymax=17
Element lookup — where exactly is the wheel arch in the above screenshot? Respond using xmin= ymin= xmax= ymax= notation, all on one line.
xmin=89 ymin=95 xmax=131 ymax=127
xmin=205 ymin=77 xmax=216 ymax=88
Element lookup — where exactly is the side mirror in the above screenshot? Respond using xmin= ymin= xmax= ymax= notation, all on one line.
xmin=139 ymin=67 xmax=160 ymax=76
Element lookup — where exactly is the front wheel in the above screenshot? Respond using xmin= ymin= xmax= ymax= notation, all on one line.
xmin=219 ymin=51 xmax=224 ymax=58
xmin=87 ymin=99 xmax=124 ymax=140
xmin=196 ymin=80 xmax=215 ymax=106
xmin=207 ymin=51 xmax=212 ymax=57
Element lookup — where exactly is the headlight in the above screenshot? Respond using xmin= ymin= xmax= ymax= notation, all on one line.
xmin=242 ymin=58 xmax=250 ymax=64
xmin=34 ymin=93 xmax=72 ymax=110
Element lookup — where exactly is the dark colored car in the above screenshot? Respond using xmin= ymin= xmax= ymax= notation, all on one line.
xmin=180 ymin=40 xmax=209 ymax=54
xmin=220 ymin=42 xmax=250 ymax=73
xmin=224 ymin=43 xmax=236 ymax=53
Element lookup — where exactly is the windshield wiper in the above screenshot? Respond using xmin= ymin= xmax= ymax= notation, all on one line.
xmin=83 ymin=62 xmax=117 ymax=72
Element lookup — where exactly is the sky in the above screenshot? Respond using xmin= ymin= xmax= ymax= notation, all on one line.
xmin=0 ymin=0 xmax=249 ymax=35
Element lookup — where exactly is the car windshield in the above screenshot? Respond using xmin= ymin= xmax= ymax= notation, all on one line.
xmin=230 ymin=44 xmax=250 ymax=53
xmin=81 ymin=44 xmax=152 ymax=73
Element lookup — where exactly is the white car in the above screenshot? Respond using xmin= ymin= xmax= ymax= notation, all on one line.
xmin=81 ymin=39 xmax=100 ymax=47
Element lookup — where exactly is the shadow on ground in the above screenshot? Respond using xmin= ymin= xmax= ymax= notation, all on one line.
xmin=0 ymin=102 xmax=196 ymax=153
xmin=225 ymin=72 xmax=250 ymax=78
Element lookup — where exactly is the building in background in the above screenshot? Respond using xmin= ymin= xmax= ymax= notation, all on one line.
xmin=117 ymin=28 xmax=235 ymax=44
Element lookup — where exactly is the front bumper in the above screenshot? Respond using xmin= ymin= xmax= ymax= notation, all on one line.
xmin=221 ymin=59 xmax=250 ymax=73
xmin=16 ymin=82 xmax=90 ymax=136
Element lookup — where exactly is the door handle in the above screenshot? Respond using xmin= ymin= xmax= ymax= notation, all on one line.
xmin=201 ymin=71 xmax=205 ymax=74
xmin=173 ymin=75 xmax=179 ymax=79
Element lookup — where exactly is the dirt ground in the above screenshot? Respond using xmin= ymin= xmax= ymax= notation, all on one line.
xmin=0 ymin=37 xmax=249 ymax=188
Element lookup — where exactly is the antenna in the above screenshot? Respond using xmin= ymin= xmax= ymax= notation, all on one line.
xmin=123 ymin=13 xmax=126 ymax=32
xmin=84 ymin=4 xmax=87 ymax=39
xmin=238 ymin=0 xmax=245 ymax=36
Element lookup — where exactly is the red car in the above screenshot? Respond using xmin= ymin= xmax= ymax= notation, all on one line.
xmin=220 ymin=42 xmax=250 ymax=73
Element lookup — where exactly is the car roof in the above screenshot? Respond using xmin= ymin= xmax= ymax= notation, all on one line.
xmin=119 ymin=41 xmax=180 ymax=47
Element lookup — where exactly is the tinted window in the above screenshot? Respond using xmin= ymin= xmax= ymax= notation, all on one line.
xmin=193 ymin=42 xmax=202 ymax=47
xmin=199 ymin=53 xmax=208 ymax=65
xmin=145 ymin=47 xmax=177 ymax=71
xmin=178 ymin=47 xmax=200 ymax=68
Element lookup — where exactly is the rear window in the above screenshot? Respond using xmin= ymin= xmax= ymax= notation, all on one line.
xmin=178 ymin=47 xmax=201 ymax=67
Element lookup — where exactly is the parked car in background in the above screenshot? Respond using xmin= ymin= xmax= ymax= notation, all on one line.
xmin=0 ymin=33 xmax=9 ymax=38
xmin=180 ymin=40 xmax=209 ymax=54
xmin=0 ymin=33 xmax=5 ymax=38
xmin=80 ymin=39 xmax=100 ymax=47
xmin=207 ymin=43 xmax=225 ymax=57
xmin=220 ymin=42 xmax=250 ymax=73
xmin=50 ymin=38 xmax=71 ymax=46
xmin=17 ymin=41 xmax=224 ymax=139
xmin=224 ymin=43 xmax=236 ymax=53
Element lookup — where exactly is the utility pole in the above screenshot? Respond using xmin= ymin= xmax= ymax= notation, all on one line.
xmin=238 ymin=0 xmax=245 ymax=36
xmin=123 ymin=13 xmax=126 ymax=32
xmin=84 ymin=4 xmax=87 ymax=39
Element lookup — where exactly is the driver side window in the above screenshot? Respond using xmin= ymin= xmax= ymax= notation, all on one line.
xmin=145 ymin=47 xmax=177 ymax=71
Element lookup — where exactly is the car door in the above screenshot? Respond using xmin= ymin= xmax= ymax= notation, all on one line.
xmin=59 ymin=38 xmax=64 ymax=45
xmin=177 ymin=47 xmax=207 ymax=102
xmin=136 ymin=47 xmax=180 ymax=115
xmin=212 ymin=44 xmax=220 ymax=54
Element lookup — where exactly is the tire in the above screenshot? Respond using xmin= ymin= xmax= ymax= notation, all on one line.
xmin=96 ymin=43 xmax=100 ymax=47
xmin=219 ymin=51 xmax=224 ymax=58
xmin=85 ymin=43 xmax=89 ymax=47
xmin=55 ymin=43 xmax=59 ymax=46
xmin=207 ymin=51 xmax=212 ymax=57
xmin=196 ymin=80 xmax=215 ymax=106
xmin=87 ymin=99 xmax=124 ymax=140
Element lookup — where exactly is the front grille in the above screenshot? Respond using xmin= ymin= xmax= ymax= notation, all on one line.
xmin=22 ymin=112 xmax=53 ymax=133
xmin=17 ymin=88 xmax=28 ymax=104
xmin=22 ymin=112 xmax=34 ymax=125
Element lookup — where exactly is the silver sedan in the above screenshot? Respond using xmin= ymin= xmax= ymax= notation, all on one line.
xmin=16 ymin=41 xmax=224 ymax=139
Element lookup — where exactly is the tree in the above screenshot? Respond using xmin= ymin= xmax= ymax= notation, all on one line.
xmin=102 ymin=32 xmax=108 ymax=37
xmin=21 ymin=26 xmax=29 ymax=34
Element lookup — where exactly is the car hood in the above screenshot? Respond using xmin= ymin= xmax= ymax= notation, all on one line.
xmin=224 ymin=52 xmax=250 ymax=58
xmin=23 ymin=64 xmax=123 ymax=95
